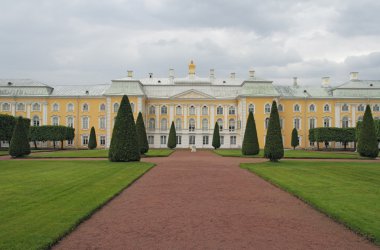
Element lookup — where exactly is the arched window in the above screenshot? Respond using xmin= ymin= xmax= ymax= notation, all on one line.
xmin=342 ymin=104 xmax=349 ymax=112
xmin=202 ymin=106 xmax=208 ymax=115
xmin=248 ymin=104 xmax=255 ymax=114
xmin=358 ymin=116 xmax=363 ymax=122
xmin=323 ymin=117 xmax=330 ymax=127
xmin=176 ymin=106 xmax=182 ymax=115
xmin=373 ymin=104 xmax=380 ymax=112
xmin=32 ymin=115 xmax=40 ymax=126
xmin=294 ymin=118 xmax=300 ymax=130
xmin=278 ymin=104 xmax=283 ymax=112
xmin=16 ymin=103 xmax=25 ymax=111
xmin=228 ymin=119 xmax=235 ymax=131
xmin=82 ymin=103 xmax=89 ymax=112
xmin=265 ymin=104 xmax=271 ymax=113
xmin=229 ymin=106 xmax=236 ymax=115
xmin=68 ymin=103 xmax=74 ymax=112
xmin=161 ymin=118 xmax=167 ymax=130
xmin=217 ymin=106 xmax=223 ymax=115
xmin=265 ymin=117 xmax=270 ymax=129
xmin=294 ymin=104 xmax=300 ymax=112
xmin=202 ymin=118 xmax=208 ymax=131
xmin=149 ymin=105 xmax=155 ymax=114
xmin=324 ymin=104 xmax=330 ymax=112
xmin=82 ymin=117 xmax=89 ymax=129
xmin=67 ymin=116 xmax=74 ymax=127
xmin=113 ymin=103 xmax=119 ymax=113
xmin=52 ymin=116 xmax=59 ymax=126
xmin=217 ymin=118 xmax=223 ymax=131
xmin=309 ymin=118 xmax=316 ymax=129
xmin=175 ymin=118 xmax=182 ymax=130
xmin=149 ymin=118 xmax=155 ymax=130
xmin=2 ymin=103 xmax=10 ymax=111
xmin=130 ymin=103 xmax=135 ymax=113
xmin=342 ymin=117 xmax=349 ymax=128
xmin=189 ymin=118 xmax=195 ymax=131
xmin=161 ymin=105 xmax=167 ymax=114
xmin=99 ymin=103 xmax=105 ymax=111
xmin=357 ymin=104 xmax=365 ymax=112
xmin=32 ymin=103 xmax=40 ymax=111
xmin=189 ymin=105 xmax=196 ymax=115
xmin=309 ymin=104 xmax=315 ymax=112
xmin=52 ymin=103 xmax=59 ymax=111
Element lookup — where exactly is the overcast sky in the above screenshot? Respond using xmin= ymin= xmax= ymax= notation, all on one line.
xmin=1 ymin=0 xmax=380 ymax=86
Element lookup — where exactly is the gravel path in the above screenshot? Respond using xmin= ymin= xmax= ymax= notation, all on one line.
xmin=53 ymin=150 xmax=377 ymax=250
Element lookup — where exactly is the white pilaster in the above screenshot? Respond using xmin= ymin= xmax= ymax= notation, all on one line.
xmin=137 ymin=96 xmax=142 ymax=113
xmin=169 ymin=105 xmax=174 ymax=123
xmin=335 ymin=103 xmax=341 ymax=127
xmin=155 ymin=104 xmax=160 ymax=130
xmin=196 ymin=105 xmax=201 ymax=128
xmin=184 ymin=104 xmax=188 ymax=129
xmin=224 ymin=105 xmax=228 ymax=128
xmin=26 ymin=103 xmax=31 ymax=118
xmin=210 ymin=105 xmax=215 ymax=127
xmin=106 ymin=97 xmax=112 ymax=147
xmin=43 ymin=102 xmax=48 ymax=125
xmin=11 ymin=102 xmax=16 ymax=116
xmin=351 ymin=105 xmax=356 ymax=126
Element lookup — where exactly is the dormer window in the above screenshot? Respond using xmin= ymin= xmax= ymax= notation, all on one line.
xmin=85 ymin=90 xmax=89 ymax=95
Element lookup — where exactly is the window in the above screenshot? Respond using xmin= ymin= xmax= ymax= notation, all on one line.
xmin=203 ymin=136 xmax=209 ymax=145
xmin=229 ymin=119 xmax=235 ymax=132
xmin=52 ymin=116 xmax=59 ymax=126
xmin=248 ymin=104 xmax=255 ymax=114
xmin=342 ymin=104 xmax=349 ymax=112
xmin=358 ymin=116 xmax=363 ymax=122
xmin=265 ymin=104 xmax=271 ymax=113
xmin=82 ymin=103 xmax=89 ymax=112
xmin=217 ymin=118 xmax=223 ymax=131
xmin=68 ymin=103 xmax=74 ymax=112
xmin=374 ymin=104 xmax=380 ymax=112
xmin=148 ymin=136 xmax=154 ymax=144
xmin=294 ymin=104 xmax=300 ymax=112
xmin=149 ymin=105 xmax=155 ymax=114
xmin=176 ymin=106 xmax=182 ymax=115
xmin=16 ymin=103 xmax=25 ymax=111
xmin=265 ymin=117 xmax=269 ymax=129
xmin=99 ymin=117 xmax=106 ymax=129
xmin=309 ymin=104 xmax=315 ymax=112
xmin=294 ymin=118 xmax=300 ymax=130
xmin=160 ymin=135 xmax=167 ymax=145
xmin=2 ymin=103 xmax=10 ymax=111
xmin=32 ymin=103 xmax=40 ymax=111
xmin=358 ymin=104 xmax=365 ymax=112
xmin=52 ymin=103 xmax=59 ymax=111
xmin=100 ymin=136 xmax=106 ymax=146
xmin=161 ymin=105 xmax=167 ymax=114
xmin=220 ymin=136 xmax=224 ymax=145
xmin=32 ymin=116 xmax=40 ymax=126
xmin=82 ymin=135 xmax=89 ymax=145
xmin=189 ymin=118 xmax=195 ymax=131
xmin=130 ymin=103 xmax=135 ymax=113
xmin=309 ymin=118 xmax=316 ymax=129
xmin=82 ymin=117 xmax=89 ymax=129
xmin=99 ymin=103 xmax=106 ymax=111
xmin=161 ymin=118 xmax=167 ymax=131
xmin=217 ymin=106 xmax=223 ymax=115
xmin=189 ymin=106 xmax=196 ymax=115
xmin=324 ymin=104 xmax=330 ymax=112
xmin=202 ymin=106 xmax=208 ymax=115
xmin=67 ymin=139 xmax=73 ymax=146
xmin=189 ymin=135 xmax=195 ymax=145
xmin=113 ymin=103 xmax=119 ymax=113
xmin=67 ymin=116 xmax=74 ymax=127
xmin=230 ymin=136 xmax=236 ymax=145
xmin=323 ymin=118 xmax=330 ymax=127
xmin=342 ymin=117 xmax=349 ymax=128
xmin=175 ymin=118 xmax=182 ymax=130
xmin=176 ymin=136 xmax=182 ymax=145
xmin=229 ymin=106 xmax=236 ymax=115
xmin=149 ymin=118 xmax=155 ymax=130
xmin=202 ymin=119 xmax=208 ymax=131
xmin=278 ymin=104 xmax=283 ymax=112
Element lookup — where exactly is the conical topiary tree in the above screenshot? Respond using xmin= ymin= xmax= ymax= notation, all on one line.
xmin=291 ymin=128 xmax=299 ymax=150
xmin=167 ymin=121 xmax=177 ymax=149
xmin=136 ymin=112 xmax=149 ymax=154
xmin=242 ymin=111 xmax=259 ymax=155
xmin=264 ymin=101 xmax=284 ymax=162
xmin=109 ymin=95 xmax=140 ymax=162
xmin=212 ymin=122 xmax=221 ymax=149
xmin=88 ymin=126 xmax=97 ymax=149
xmin=357 ymin=105 xmax=379 ymax=158
xmin=9 ymin=116 xmax=31 ymax=158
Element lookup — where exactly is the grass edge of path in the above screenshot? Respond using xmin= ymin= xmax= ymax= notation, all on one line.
xmin=240 ymin=162 xmax=379 ymax=246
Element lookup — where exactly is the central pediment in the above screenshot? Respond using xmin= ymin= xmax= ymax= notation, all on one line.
xmin=170 ymin=89 xmax=215 ymax=99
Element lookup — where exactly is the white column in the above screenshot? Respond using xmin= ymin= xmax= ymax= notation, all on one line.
xmin=335 ymin=103 xmax=341 ymax=127
xmin=169 ymin=105 xmax=174 ymax=123
xmin=184 ymin=105 xmax=188 ymax=129
xmin=138 ymin=96 xmax=142 ymax=113
xmin=43 ymin=102 xmax=48 ymax=125
xmin=351 ymin=105 xmax=356 ymax=127
xmin=196 ymin=105 xmax=201 ymax=129
xmin=155 ymin=104 xmax=160 ymax=131
xmin=11 ymin=102 xmax=16 ymax=116
xmin=210 ymin=105 xmax=215 ymax=127
xmin=26 ymin=103 xmax=31 ymax=118
xmin=224 ymin=105 xmax=228 ymax=129
xmin=106 ymin=97 xmax=112 ymax=147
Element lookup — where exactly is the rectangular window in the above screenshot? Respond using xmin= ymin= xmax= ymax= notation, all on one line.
xmin=324 ymin=119 xmax=330 ymax=127
xmin=160 ymin=135 xmax=167 ymax=145
xmin=202 ymin=136 xmax=209 ymax=145
xmin=309 ymin=118 xmax=315 ymax=129
xmin=189 ymin=135 xmax=195 ymax=145
xmin=148 ymin=136 xmax=154 ymax=144
xmin=82 ymin=117 xmax=89 ymax=130
xmin=176 ymin=136 xmax=182 ymax=145
xmin=220 ymin=136 xmax=224 ymax=145
xmin=99 ymin=117 xmax=106 ymax=129
xmin=67 ymin=140 xmax=73 ymax=146
xmin=310 ymin=141 xmax=314 ymax=146
xmin=100 ymin=136 xmax=106 ymax=146
xmin=230 ymin=136 xmax=236 ymax=145
xmin=82 ymin=135 xmax=89 ymax=145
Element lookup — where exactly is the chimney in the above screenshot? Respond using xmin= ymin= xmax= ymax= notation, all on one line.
xmin=169 ymin=69 xmax=175 ymax=80
xmin=293 ymin=77 xmax=298 ymax=87
xmin=210 ymin=69 xmax=215 ymax=79
xmin=321 ymin=77 xmax=330 ymax=88
xmin=249 ymin=69 xmax=255 ymax=79
xmin=230 ymin=72 xmax=236 ymax=79
xmin=149 ymin=73 xmax=153 ymax=78
xmin=349 ymin=72 xmax=359 ymax=80
xmin=127 ymin=70 xmax=133 ymax=78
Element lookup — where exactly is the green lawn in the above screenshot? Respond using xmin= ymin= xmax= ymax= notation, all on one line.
xmin=29 ymin=149 xmax=174 ymax=158
xmin=0 ymin=151 xmax=9 ymax=156
xmin=214 ymin=149 xmax=364 ymax=159
xmin=0 ymin=160 xmax=154 ymax=250
xmin=241 ymin=161 xmax=380 ymax=245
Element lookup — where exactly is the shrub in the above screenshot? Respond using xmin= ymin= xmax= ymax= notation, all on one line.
xmin=291 ymin=128 xmax=299 ymax=150
xmin=242 ymin=111 xmax=259 ymax=155
xmin=136 ymin=112 xmax=149 ymax=154
xmin=9 ymin=117 xmax=30 ymax=157
xmin=264 ymin=101 xmax=284 ymax=162
xmin=29 ymin=125 xmax=75 ymax=149
xmin=167 ymin=121 xmax=177 ymax=149
xmin=0 ymin=114 xmax=30 ymax=148
xmin=357 ymin=105 xmax=379 ymax=158
xmin=109 ymin=95 xmax=140 ymax=162
xmin=212 ymin=122 xmax=221 ymax=149
xmin=88 ymin=126 xmax=97 ymax=149
xmin=309 ymin=127 xmax=356 ymax=149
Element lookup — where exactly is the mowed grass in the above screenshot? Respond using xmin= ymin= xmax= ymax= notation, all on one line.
xmin=29 ymin=148 xmax=174 ymax=158
xmin=0 ymin=150 xmax=9 ymax=156
xmin=214 ymin=149 xmax=364 ymax=159
xmin=241 ymin=161 xmax=380 ymax=244
xmin=0 ymin=160 xmax=154 ymax=250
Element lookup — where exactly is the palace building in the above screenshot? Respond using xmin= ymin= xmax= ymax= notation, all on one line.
xmin=1 ymin=61 xmax=379 ymax=149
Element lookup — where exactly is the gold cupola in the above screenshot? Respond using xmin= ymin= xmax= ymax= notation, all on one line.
xmin=188 ymin=60 xmax=196 ymax=76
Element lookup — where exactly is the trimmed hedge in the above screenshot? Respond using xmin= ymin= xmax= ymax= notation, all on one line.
xmin=136 ymin=112 xmax=149 ymax=154
xmin=9 ymin=116 xmax=31 ymax=157
xmin=242 ymin=111 xmax=259 ymax=155
xmin=29 ymin=125 xmax=75 ymax=149
xmin=357 ymin=105 xmax=379 ymax=158
xmin=291 ymin=128 xmax=299 ymax=150
xmin=167 ymin=121 xmax=177 ymax=149
xmin=212 ymin=122 xmax=221 ymax=149
xmin=0 ymin=114 xmax=30 ymax=147
xmin=264 ymin=101 xmax=284 ymax=161
xmin=88 ymin=126 xmax=97 ymax=149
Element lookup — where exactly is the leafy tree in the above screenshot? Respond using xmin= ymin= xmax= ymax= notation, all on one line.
xmin=291 ymin=128 xmax=299 ymax=150
xmin=88 ymin=126 xmax=97 ymax=149
xmin=357 ymin=105 xmax=379 ymax=158
xmin=136 ymin=112 xmax=149 ymax=154
xmin=264 ymin=101 xmax=284 ymax=162
xmin=9 ymin=116 xmax=30 ymax=157
xmin=109 ymin=95 xmax=140 ymax=162
xmin=242 ymin=111 xmax=259 ymax=155
xmin=167 ymin=121 xmax=177 ymax=149
xmin=29 ymin=125 xmax=75 ymax=149
xmin=212 ymin=122 xmax=221 ymax=149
